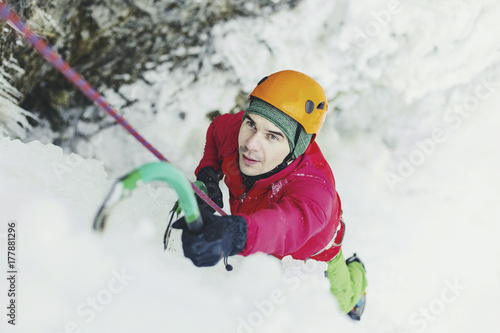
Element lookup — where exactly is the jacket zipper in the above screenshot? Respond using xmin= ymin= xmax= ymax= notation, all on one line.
xmin=239 ymin=184 xmax=247 ymax=201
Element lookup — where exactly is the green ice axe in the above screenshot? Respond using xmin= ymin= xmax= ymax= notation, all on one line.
xmin=93 ymin=162 xmax=203 ymax=233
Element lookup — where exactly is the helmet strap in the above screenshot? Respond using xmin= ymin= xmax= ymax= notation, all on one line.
xmin=279 ymin=122 xmax=302 ymax=167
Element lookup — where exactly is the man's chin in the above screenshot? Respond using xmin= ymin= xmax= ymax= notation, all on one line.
xmin=239 ymin=162 xmax=261 ymax=176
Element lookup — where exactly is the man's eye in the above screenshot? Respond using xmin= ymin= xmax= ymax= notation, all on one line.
xmin=268 ymin=134 xmax=277 ymax=141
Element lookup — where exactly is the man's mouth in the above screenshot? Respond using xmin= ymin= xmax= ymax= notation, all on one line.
xmin=242 ymin=154 xmax=259 ymax=165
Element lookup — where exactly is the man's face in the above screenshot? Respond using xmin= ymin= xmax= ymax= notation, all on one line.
xmin=238 ymin=114 xmax=290 ymax=176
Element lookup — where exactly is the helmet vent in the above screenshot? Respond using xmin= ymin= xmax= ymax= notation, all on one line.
xmin=317 ymin=101 xmax=325 ymax=110
xmin=305 ymin=100 xmax=315 ymax=114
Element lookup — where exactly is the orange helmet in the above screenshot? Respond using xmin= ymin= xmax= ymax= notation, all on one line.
xmin=249 ymin=70 xmax=328 ymax=135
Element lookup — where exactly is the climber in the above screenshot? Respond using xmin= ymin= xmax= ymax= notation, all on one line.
xmin=173 ymin=70 xmax=368 ymax=320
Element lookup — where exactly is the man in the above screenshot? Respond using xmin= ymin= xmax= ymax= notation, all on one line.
xmin=173 ymin=70 xmax=368 ymax=320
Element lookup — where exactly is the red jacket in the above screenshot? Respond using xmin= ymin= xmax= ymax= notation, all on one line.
xmin=195 ymin=111 xmax=342 ymax=261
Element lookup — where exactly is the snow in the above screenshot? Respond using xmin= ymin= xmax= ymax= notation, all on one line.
xmin=2 ymin=0 xmax=500 ymax=332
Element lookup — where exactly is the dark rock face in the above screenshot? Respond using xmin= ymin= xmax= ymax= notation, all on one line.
xmin=0 ymin=0 xmax=299 ymax=132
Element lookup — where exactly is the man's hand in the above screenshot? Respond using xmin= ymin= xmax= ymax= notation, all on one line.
xmin=196 ymin=167 xmax=224 ymax=212
xmin=172 ymin=210 xmax=247 ymax=267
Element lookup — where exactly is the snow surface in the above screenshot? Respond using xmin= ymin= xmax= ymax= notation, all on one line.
xmin=2 ymin=0 xmax=500 ymax=332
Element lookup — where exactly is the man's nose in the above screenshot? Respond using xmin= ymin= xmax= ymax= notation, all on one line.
xmin=245 ymin=133 xmax=261 ymax=151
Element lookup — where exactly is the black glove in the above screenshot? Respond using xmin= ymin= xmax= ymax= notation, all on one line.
xmin=172 ymin=210 xmax=247 ymax=267
xmin=196 ymin=167 xmax=223 ymax=213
